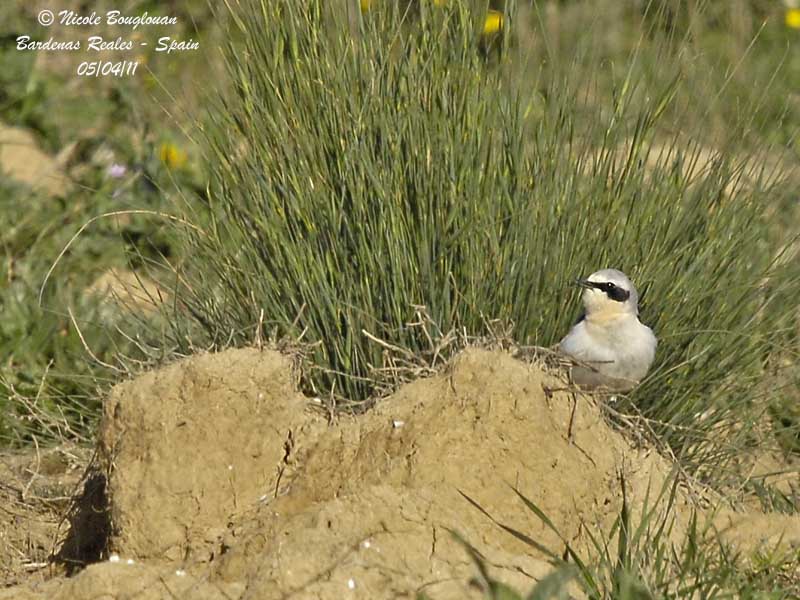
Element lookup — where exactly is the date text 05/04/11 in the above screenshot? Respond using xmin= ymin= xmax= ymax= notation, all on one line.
xmin=77 ymin=61 xmax=139 ymax=77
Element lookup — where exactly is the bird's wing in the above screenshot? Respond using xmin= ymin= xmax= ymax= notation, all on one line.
xmin=558 ymin=322 xmax=591 ymax=359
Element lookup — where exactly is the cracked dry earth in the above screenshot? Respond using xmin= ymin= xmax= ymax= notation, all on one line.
xmin=2 ymin=347 xmax=800 ymax=599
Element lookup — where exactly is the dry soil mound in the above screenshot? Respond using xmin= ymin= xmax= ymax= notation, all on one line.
xmin=2 ymin=347 xmax=799 ymax=599
xmin=98 ymin=348 xmax=322 ymax=564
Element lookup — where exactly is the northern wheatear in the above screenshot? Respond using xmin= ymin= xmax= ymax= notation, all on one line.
xmin=558 ymin=268 xmax=657 ymax=392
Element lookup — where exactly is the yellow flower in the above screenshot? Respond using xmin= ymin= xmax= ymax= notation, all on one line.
xmin=158 ymin=142 xmax=187 ymax=170
xmin=483 ymin=9 xmax=503 ymax=35
xmin=787 ymin=8 xmax=800 ymax=29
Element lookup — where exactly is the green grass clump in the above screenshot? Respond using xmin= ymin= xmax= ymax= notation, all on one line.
xmin=168 ymin=0 xmax=799 ymax=480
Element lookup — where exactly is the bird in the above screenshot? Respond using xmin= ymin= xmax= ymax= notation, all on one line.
xmin=557 ymin=268 xmax=657 ymax=392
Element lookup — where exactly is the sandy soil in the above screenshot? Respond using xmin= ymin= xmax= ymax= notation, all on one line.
xmin=0 ymin=122 xmax=71 ymax=197
xmin=1 ymin=347 xmax=798 ymax=599
xmin=85 ymin=268 xmax=169 ymax=314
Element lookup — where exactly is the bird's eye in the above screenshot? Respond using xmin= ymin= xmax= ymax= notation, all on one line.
xmin=602 ymin=282 xmax=630 ymax=302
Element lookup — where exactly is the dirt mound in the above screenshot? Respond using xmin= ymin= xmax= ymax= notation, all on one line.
xmin=1 ymin=560 xmax=243 ymax=600
xmin=98 ymin=348 xmax=322 ymax=563
xmin=2 ymin=347 xmax=799 ymax=599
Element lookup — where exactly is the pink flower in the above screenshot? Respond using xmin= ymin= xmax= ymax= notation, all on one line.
xmin=107 ymin=163 xmax=128 ymax=178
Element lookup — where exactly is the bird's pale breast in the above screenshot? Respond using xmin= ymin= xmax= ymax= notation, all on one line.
xmin=559 ymin=316 xmax=656 ymax=390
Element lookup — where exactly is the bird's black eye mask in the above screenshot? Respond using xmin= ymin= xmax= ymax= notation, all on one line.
xmin=576 ymin=279 xmax=631 ymax=303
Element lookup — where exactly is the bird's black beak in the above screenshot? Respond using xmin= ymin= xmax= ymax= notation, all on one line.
xmin=573 ymin=278 xmax=595 ymax=290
